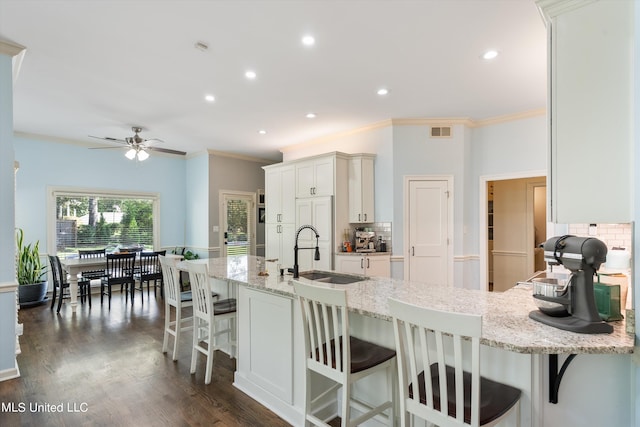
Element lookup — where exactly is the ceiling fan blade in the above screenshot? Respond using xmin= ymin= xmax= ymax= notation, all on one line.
xmin=147 ymin=146 xmax=187 ymax=156
xmin=88 ymin=135 xmax=128 ymax=144
xmin=143 ymin=138 xmax=164 ymax=145
xmin=89 ymin=146 xmax=126 ymax=150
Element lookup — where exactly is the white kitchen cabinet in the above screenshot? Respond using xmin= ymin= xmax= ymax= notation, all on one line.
xmin=264 ymin=164 xmax=295 ymax=224
xmin=538 ymin=0 xmax=633 ymax=223
xmin=264 ymin=163 xmax=296 ymax=269
xmin=236 ymin=286 xmax=294 ymax=404
xmin=336 ymin=253 xmax=390 ymax=277
xmin=295 ymin=197 xmax=333 ymax=272
xmin=348 ymin=154 xmax=375 ymax=223
xmin=295 ymin=156 xmax=334 ymax=198
xmin=265 ymin=222 xmax=295 ymax=270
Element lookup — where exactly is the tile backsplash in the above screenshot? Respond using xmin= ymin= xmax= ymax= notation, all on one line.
xmin=568 ymin=223 xmax=632 ymax=250
xmin=350 ymin=222 xmax=392 ymax=252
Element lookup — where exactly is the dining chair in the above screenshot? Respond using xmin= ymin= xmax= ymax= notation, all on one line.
xmin=388 ymin=298 xmax=522 ymax=427
xmin=293 ymin=280 xmax=396 ymax=427
xmin=186 ymin=261 xmax=237 ymax=385
xmin=100 ymin=252 xmax=136 ymax=309
xmin=159 ymin=255 xmax=194 ymax=361
xmin=134 ymin=250 xmax=166 ymax=302
xmin=78 ymin=248 xmax=107 ymax=284
xmin=49 ymin=255 xmax=90 ymax=312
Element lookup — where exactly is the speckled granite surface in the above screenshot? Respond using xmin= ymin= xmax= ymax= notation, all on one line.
xmin=182 ymin=255 xmax=634 ymax=355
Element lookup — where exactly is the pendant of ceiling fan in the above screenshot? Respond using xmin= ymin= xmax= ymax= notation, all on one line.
xmin=89 ymin=126 xmax=186 ymax=160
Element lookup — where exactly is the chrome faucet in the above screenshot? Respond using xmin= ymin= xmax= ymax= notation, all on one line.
xmin=292 ymin=224 xmax=320 ymax=278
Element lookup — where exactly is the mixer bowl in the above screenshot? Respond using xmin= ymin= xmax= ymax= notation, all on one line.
xmin=532 ymin=274 xmax=571 ymax=317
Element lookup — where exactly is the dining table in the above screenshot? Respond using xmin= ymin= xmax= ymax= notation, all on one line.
xmin=59 ymin=257 xmax=108 ymax=313
xmin=59 ymin=252 xmax=184 ymax=312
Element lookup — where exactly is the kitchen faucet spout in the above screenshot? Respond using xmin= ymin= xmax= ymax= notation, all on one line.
xmin=292 ymin=225 xmax=320 ymax=278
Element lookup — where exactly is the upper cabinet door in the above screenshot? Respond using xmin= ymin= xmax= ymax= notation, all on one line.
xmin=348 ymin=155 xmax=375 ymax=223
xmin=543 ymin=0 xmax=633 ymax=223
xmin=265 ymin=164 xmax=295 ymax=223
xmin=295 ymin=156 xmax=335 ymax=198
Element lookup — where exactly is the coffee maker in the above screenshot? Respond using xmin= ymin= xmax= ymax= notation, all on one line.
xmin=355 ymin=230 xmax=376 ymax=252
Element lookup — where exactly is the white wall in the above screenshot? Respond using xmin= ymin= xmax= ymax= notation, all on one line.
xmin=14 ymin=136 xmax=187 ymax=253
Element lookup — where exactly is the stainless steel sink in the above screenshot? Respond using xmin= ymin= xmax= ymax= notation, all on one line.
xmin=297 ymin=270 xmax=365 ymax=285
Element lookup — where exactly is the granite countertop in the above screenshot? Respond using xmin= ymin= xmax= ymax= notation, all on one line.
xmin=184 ymin=255 xmax=634 ymax=355
xmin=335 ymin=251 xmax=390 ymax=256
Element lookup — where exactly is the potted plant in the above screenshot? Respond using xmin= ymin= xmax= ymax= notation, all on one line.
xmin=16 ymin=228 xmax=48 ymax=306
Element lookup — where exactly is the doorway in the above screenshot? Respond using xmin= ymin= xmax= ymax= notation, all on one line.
xmin=403 ymin=175 xmax=453 ymax=286
xmin=482 ymin=175 xmax=546 ymax=292
xmin=220 ymin=191 xmax=256 ymax=257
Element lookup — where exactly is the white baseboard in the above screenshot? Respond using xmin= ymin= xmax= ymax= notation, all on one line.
xmin=0 ymin=362 xmax=20 ymax=382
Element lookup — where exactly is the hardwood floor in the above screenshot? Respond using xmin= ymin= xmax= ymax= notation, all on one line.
xmin=0 ymin=290 xmax=291 ymax=427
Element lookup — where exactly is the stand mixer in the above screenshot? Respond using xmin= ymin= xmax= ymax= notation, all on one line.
xmin=529 ymin=235 xmax=613 ymax=334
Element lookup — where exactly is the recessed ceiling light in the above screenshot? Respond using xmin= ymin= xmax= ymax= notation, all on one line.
xmin=306 ymin=112 xmax=316 ymax=119
xmin=482 ymin=50 xmax=499 ymax=60
xmin=245 ymin=70 xmax=257 ymax=80
xmin=302 ymin=35 xmax=315 ymax=46
xmin=194 ymin=41 xmax=209 ymax=51
xmin=258 ymin=129 xmax=267 ymax=135
xmin=377 ymin=88 xmax=389 ymax=96
xmin=204 ymin=94 xmax=215 ymax=102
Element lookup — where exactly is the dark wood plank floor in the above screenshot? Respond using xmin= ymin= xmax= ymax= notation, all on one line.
xmin=0 ymin=290 xmax=291 ymax=427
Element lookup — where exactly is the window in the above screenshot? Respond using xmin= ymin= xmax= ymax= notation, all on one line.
xmin=49 ymin=188 xmax=159 ymax=257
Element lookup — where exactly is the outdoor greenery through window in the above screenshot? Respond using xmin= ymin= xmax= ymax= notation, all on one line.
xmin=54 ymin=191 xmax=157 ymax=258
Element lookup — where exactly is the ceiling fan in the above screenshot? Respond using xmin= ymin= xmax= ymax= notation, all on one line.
xmin=89 ymin=126 xmax=186 ymax=161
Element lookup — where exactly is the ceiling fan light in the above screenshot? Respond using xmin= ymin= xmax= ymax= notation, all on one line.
xmin=137 ymin=149 xmax=150 ymax=161
xmin=125 ymin=148 xmax=137 ymax=160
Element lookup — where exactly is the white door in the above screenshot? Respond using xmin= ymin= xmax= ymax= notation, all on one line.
xmin=220 ymin=191 xmax=256 ymax=257
xmin=405 ymin=178 xmax=450 ymax=285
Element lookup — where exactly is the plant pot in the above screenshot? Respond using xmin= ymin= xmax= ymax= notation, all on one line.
xmin=18 ymin=281 xmax=48 ymax=307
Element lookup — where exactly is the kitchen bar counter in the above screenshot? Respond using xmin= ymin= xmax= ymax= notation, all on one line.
xmin=188 ymin=255 xmax=633 ymax=355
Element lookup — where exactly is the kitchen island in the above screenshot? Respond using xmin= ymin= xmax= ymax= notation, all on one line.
xmin=188 ymin=256 xmax=634 ymax=426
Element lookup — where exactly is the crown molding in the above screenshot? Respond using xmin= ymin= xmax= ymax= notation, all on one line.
xmin=280 ymin=109 xmax=547 ymax=152
xmin=280 ymin=119 xmax=392 ymax=153
xmin=535 ymin=0 xmax=597 ymax=23
xmin=0 ymin=39 xmax=27 ymax=83
xmin=391 ymin=117 xmax=475 ymax=127
xmin=0 ymin=40 xmax=25 ymax=57
xmin=471 ymin=108 xmax=546 ymax=128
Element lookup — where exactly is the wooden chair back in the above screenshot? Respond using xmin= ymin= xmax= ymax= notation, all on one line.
xmin=293 ymin=281 xmax=350 ymax=382
xmin=389 ymin=298 xmax=482 ymax=427
xmin=139 ymin=250 xmax=166 ymax=280
xmin=48 ymin=255 xmax=65 ymax=289
xmin=105 ymin=253 xmax=136 ymax=285
xmin=159 ymin=255 xmax=181 ymax=307
xmin=187 ymin=262 xmax=215 ymax=324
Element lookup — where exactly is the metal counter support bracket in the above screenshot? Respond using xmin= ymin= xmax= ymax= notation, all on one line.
xmin=549 ymin=354 xmax=576 ymax=404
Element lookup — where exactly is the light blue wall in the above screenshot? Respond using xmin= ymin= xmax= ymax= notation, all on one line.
xmin=468 ymin=115 xmax=547 ymax=254
xmin=14 ymin=136 xmax=186 ymax=253
xmin=185 ymin=152 xmax=209 ymax=252
xmin=391 ymin=124 xmax=468 ymax=256
xmin=0 ymin=52 xmax=17 ymax=377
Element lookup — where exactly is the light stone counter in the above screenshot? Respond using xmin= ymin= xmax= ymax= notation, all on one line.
xmin=187 ymin=255 xmax=634 ymax=355
xmin=334 ymin=251 xmax=391 ymax=256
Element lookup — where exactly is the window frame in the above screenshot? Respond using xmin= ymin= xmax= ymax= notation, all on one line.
xmin=47 ymin=186 xmax=160 ymax=256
